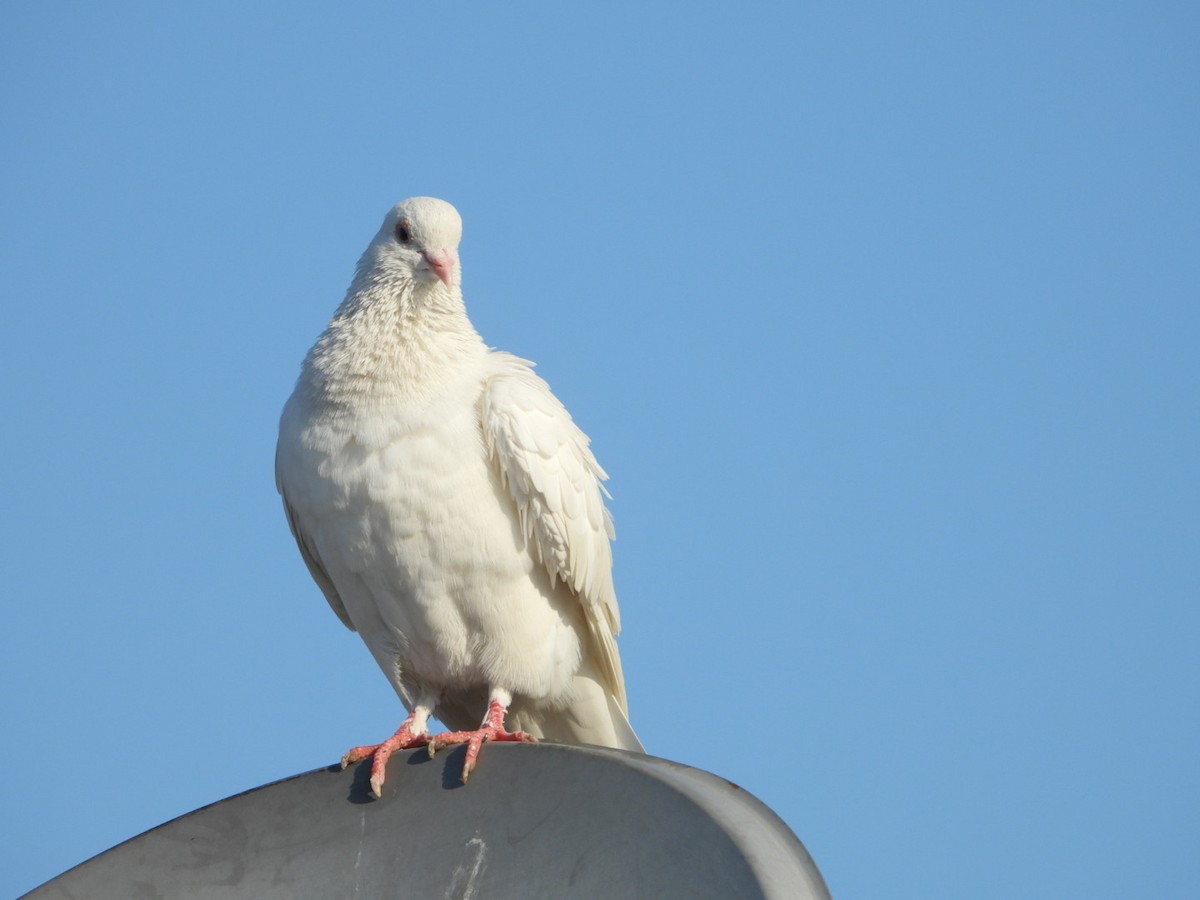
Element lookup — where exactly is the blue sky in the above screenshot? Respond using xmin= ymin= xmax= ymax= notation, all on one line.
xmin=3 ymin=2 xmax=1196 ymax=897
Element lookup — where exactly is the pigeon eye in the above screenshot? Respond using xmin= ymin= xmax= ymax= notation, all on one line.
xmin=394 ymin=221 xmax=412 ymax=244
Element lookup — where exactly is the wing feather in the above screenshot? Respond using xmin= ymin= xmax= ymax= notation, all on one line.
xmin=482 ymin=353 xmax=628 ymax=711
xmin=275 ymin=445 xmax=356 ymax=631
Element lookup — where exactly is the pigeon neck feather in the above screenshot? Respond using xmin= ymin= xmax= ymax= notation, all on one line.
xmin=303 ymin=276 xmax=485 ymax=405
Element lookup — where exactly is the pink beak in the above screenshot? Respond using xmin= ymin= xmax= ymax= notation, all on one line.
xmin=422 ymin=249 xmax=456 ymax=286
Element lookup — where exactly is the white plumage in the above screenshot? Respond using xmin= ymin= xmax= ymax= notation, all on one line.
xmin=276 ymin=197 xmax=640 ymax=791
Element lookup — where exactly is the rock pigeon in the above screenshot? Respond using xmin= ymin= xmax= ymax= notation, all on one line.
xmin=276 ymin=197 xmax=642 ymax=796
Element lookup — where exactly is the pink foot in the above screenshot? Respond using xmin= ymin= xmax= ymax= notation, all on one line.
xmin=341 ymin=714 xmax=429 ymax=798
xmin=427 ymin=698 xmax=537 ymax=784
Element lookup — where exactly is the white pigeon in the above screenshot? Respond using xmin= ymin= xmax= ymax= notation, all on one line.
xmin=276 ymin=197 xmax=642 ymax=796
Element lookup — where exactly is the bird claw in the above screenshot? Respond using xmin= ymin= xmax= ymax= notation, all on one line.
xmin=427 ymin=724 xmax=537 ymax=784
xmin=340 ymin=721 xmax=429 ymax=796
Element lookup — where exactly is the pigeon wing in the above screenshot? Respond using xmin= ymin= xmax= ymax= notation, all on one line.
xmin=275 ymin=444 xmax=356 ymax=631
xmin=482 ymin=353 xmax=628 ymax=712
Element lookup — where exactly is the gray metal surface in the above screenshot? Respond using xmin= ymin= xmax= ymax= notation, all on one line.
xmin=25 ymin=743 xmax=830 ymax=899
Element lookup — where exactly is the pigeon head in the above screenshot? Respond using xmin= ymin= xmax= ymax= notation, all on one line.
xmin=367 ymin=196 xmax=463 ymax=289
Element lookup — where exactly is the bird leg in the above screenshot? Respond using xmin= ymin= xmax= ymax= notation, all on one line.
xmin=427 ymin=687 xmax=537 ymax=784
xmin=341 ymin=704 xmax=432 ymax=798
